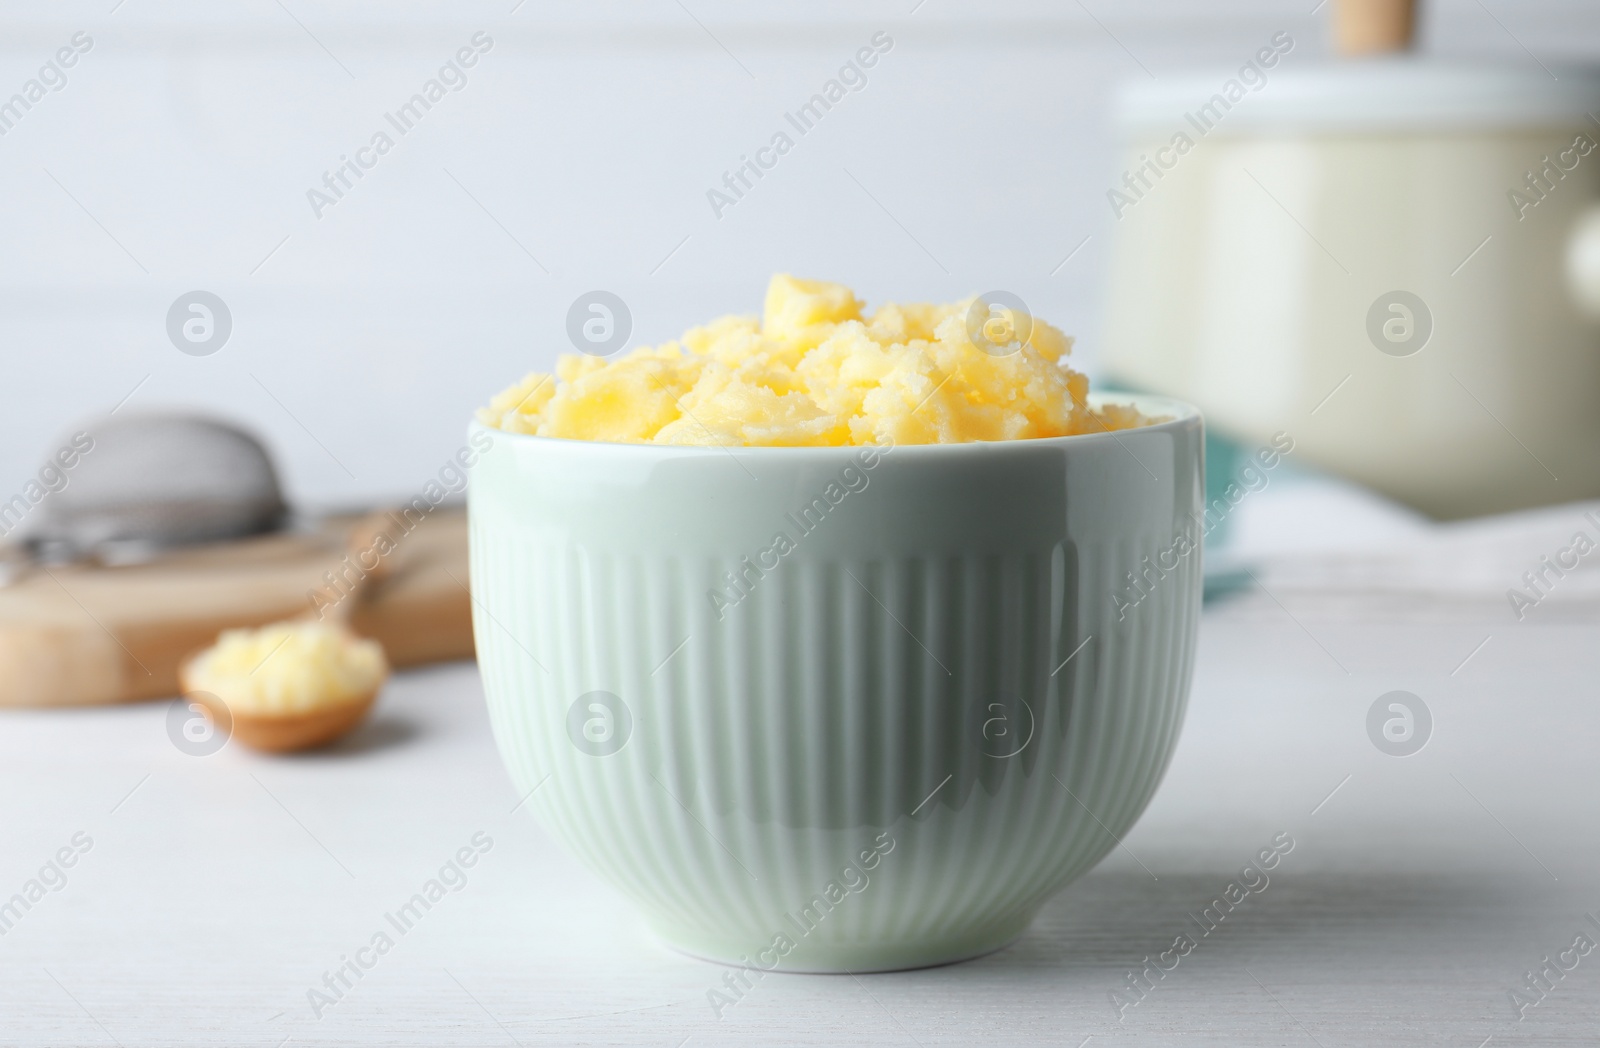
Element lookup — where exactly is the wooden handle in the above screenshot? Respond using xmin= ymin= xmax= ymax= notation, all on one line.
xmin=1334 ymin=0 xmax=1416 ymax=56
xmin=319 ymin=509 xmax=402 ymax=623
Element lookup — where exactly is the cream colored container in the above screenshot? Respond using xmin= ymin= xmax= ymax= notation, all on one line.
xmin=1104 ymin=61 xmax=1600 ymax=518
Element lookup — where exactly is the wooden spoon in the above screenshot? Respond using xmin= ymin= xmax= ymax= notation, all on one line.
xmin=179 ymin=511 xmax=397 ymax=753
xmin=185 ymin=686 xmax=380 ymax=755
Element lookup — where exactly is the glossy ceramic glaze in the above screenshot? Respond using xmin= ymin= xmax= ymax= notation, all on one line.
xmin=468 ymin=393 xmax=1204 ymax=972
xmin=1105 ymin=63 xmax=1600 ymax=518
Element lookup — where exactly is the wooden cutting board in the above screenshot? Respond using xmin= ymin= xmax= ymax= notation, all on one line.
xmin=0 ymin=507 xmax=474 ymax=707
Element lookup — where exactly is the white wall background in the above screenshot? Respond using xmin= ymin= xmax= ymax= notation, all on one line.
xmin=2 ymin=0 xmax=1597 ymax=510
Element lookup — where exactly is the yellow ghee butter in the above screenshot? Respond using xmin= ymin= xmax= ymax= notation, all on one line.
xmin=479 ymin=275 xmax=1150 ymax=447
xmin=185 ymin=620 xmax=387 ymax=714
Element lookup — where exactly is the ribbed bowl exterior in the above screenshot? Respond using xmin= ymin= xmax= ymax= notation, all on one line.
xmin=468 ymin=395 xmax=1204 ymax=972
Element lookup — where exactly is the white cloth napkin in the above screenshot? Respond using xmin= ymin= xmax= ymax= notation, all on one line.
xmin=1213 ymin=471 xmax=1600 ymax=622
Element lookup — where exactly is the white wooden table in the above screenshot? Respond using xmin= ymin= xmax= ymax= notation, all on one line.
xmin=2 ymin=596 xmax=1597 ymax=1046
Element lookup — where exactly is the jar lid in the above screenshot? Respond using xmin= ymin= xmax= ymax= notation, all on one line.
xmin=1115 ymin=59 xmax=1600 ymax=136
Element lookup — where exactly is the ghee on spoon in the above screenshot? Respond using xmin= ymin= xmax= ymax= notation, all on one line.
xmin=179 ymin=513 xmax=394 ymax=753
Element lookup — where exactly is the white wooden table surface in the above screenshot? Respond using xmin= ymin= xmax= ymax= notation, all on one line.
xmin=3 ymin=597 xmax=1597 ymax=1047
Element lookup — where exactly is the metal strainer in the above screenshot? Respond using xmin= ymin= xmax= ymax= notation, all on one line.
xmin=16 ymin=413 xmax=288 ymax=567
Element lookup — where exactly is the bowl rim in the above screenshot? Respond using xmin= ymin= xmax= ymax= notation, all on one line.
xmin=469 ymin=391 xmax=1202 ymax=459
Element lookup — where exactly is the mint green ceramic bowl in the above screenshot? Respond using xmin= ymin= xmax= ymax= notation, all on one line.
xmin=468 ymin=393 xmax=1203 ymax=972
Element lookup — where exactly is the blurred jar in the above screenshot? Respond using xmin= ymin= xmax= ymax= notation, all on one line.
xmin=1103 ymin=60 xmax=1600 ymax=519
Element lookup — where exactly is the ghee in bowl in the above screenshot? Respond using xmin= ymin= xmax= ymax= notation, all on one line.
xmin=479 ymin=274 xmax=1151 ymax=447
xmin=470 ymin=277 xmax=1200 ymax=972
